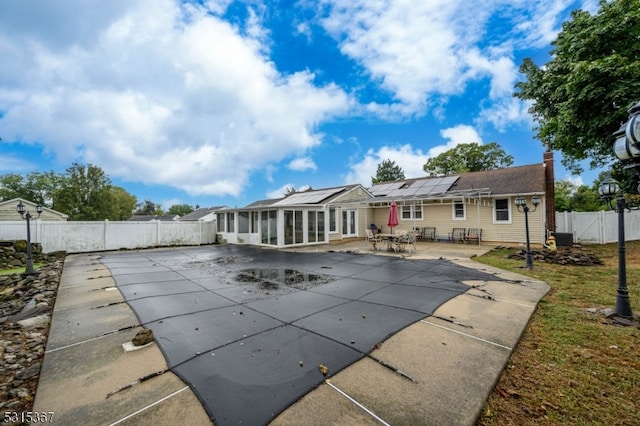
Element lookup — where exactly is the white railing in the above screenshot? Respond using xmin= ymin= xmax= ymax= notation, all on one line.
xmin=555 ymin=210 xmax=640 ymax=244
xmin=0 ymin=220 xmax=218 ymax=253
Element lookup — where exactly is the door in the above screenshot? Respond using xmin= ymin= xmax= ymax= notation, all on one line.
xmin=341 ymin=209 xmax=357 ymax=237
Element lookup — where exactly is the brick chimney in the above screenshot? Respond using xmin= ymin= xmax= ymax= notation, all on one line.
xmin=543 ymin=151 xmax=556 ymax=233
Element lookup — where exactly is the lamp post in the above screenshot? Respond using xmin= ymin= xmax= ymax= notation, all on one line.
xmin=599 ymin=176 xmax=634 ymax=319
xmin=16 ymin=201 xmax=43 ymax=275
xmin=514 ymin=194 xmax=540 ymax=269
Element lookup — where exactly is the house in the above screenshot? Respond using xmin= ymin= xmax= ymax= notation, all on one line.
xmin=216 ymin=152 xmax=556 ymax=248
xmin=127 ymin=214 xmax=179 ymax=222
xmin=0 ymin=198 xmax=69 ymax=221
xmin=216 ymin=184 xmax=373 ymax=246
xmin=178 ymin=206 xmax=225 ymax=222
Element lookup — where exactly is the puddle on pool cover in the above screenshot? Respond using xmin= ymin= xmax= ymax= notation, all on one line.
xmin=235 ymin=268 xmax=334 ymax=290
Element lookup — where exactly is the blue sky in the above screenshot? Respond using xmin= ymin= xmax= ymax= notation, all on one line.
xmin=0 ymin=0 xmax=601 ymax=210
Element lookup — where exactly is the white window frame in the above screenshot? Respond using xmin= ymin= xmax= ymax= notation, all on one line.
xmin=493 ymin=197 xmax=512 ymax=224
xmin=329 ymin=208 xmax=338 ymax=233
xmin=400 ymin=203 xmax=423 ymax=221
xmin=452 ymin=200 xmax=466 ymax=220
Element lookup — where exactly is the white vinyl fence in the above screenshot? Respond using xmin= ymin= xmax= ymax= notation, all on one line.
xmin=556 ymin=210 xmax=640 ymax=244
xmin=0 ymin=220 xmax=218 ymax=253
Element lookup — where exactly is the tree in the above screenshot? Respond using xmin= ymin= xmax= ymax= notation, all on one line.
xmin=555 ymin=177 xmax=607 ymax=212
xmin=0 ymin=173 xmax=26 ymax=201
xmin=134 ymin=200 xmax=164 ymax=216
xmin=422 ymin=142 xmax=514 ymax=176
xmin=54 ymin=163 xmax=115 ymax=220
xmin=515 ymin=0 xmax=640 ymax=187
xmin=372 ymin=159 xmax=405 ymax=184
xmin=110 ymin=186 xmax=137 ymax=220
xmin=284 ymin=186 xmax=298 ymax=195
xmin=24 ymin=171 xmax=63 ymax=207
xmin=554 ymin=180 xmax=576 ymax=212
xmin=167 ymin=204 xmax=194 ymax=216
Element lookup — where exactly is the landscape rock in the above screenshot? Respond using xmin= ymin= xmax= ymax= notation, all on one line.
xmin=0 ymin=257 xmax=64 ymax=415
xmin=132 ymin=328 xmax=154 ymax=346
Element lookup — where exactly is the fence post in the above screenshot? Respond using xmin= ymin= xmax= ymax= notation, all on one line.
xmin=103 ymin=220 xmax=108 ymax=251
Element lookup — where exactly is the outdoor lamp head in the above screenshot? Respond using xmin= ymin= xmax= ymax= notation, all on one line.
xmin=531 ymin=195 xmax=540 ymax=206
xmin=599 ymin=176 xmax=619 ymax=198
xmin=514 ymin=195 xmax=525 ymax=206
xmin=614 ymin=101 xmax=640 ymax=161
xmin=16 ymin=201 xmax=26 ymax=216
xmin=36 ymin=204 xmax=43 ymax=216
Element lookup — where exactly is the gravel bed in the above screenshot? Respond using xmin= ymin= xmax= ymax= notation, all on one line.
xmin=0 ymin=258 xmax=64 ymax=420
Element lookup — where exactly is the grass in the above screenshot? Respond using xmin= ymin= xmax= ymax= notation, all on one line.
xmin=475 ymin=241 xmax=640 ymax=425
xmin=0 ymin=264 xmax=44 ymax=276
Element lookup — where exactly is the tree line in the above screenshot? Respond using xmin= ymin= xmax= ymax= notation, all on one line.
xmin=0 ymin=163 xmax=194 ymax=220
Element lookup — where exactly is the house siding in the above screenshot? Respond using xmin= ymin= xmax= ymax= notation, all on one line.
xmin=366 ymin=197 xmax=545 ymax=245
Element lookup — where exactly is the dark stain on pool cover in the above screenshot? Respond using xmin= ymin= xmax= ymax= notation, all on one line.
xmin=235 ymin=268 xmax=335 ymax=290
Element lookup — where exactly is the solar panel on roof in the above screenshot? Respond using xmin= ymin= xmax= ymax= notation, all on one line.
xmin=273 ymin=187 xmax=346 ymax=206
xmin=370 ymin=181 xmax=406 ymax=196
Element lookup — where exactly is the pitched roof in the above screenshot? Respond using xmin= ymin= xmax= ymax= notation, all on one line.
xmin=243 ymin=184 xmax=365 ymax=209
xmin=127 ymin=214 xmax=178 ymax=221
xmin=450 ymin=164 xmax=546 ymax=195
xmin=245 ymin=198 xmax=284 ymax=208
xmin=179 ymin=206 xmax=225 ymax=221
xmin=271 ymin=185 xmax=356 ymax=206
xmin=369 ymin=163 xmax=547 ymax=201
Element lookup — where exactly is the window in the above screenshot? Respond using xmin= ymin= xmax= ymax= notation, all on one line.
xmin=238 ymin=211 xmax=249 ymax=233
xmin=329 ymin=208 xmax=337 ymax=232
xmin=226 ymin=212 xmax=235 ymax=232
xmin=251 ymin=212 xmax=259 ymax=233
xmin=494 ymin=198 xmax=511 ymax=223
xmin=453 ymin=201 xmax=465 ymax=220
xmin=402 ymin=205 xmax=411 ymax=219
xmin=217 ymin=213 xmax=225 ymax=232
xmin=284 ymin=210 xmax=303 ymax=245
xmin=317 ymin=211 xmax=325 ymax=242
xmin=401 ymin=203 xmax=423 ymax=220
xmin=261 ymin=210 xmax=277 ymax=245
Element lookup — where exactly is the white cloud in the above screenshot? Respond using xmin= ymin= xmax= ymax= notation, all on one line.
xmin=345 ymin=124 xmax=486 ymax=186
xmin=345 ymin=144 xmax=431 ymax=187
xmin=0 ymin=0 xmax=351 ymax=197
xmin=288 ymin=157 xmax=317 ymax=171
xmin=432 ymin=125 xmax=483 ymax=156
xmin=319 ymin=0 xmax=575 ymax=124
xmin=265 ymin=183 xmax=311 ymax=199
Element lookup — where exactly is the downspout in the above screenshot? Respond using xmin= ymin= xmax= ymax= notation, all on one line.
xmin=543 ymin=150 xmax=556 ymax=235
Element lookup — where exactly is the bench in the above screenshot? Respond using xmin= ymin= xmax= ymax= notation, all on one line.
xmin=449 ymin=228 xmax=466 ymax=243
xmin=465 ymin=228 xmax=482 ymax=244
xmin=414 ymin=227 xmax=436 ymax=241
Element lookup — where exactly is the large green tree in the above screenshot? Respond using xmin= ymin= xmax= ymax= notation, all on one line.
xmin=372 ymin=159 xmax=405 ymax=184
xmin=167 ymin=204 xmax=194 ymax=216
xmin=110 ymin=186 xmax=138 ymax=220
xmin=0 ymin=171 xmax=61 ymax=206
xmin=134 ymin=200 xmax=164 ymax=216
xmin=422 ymin=142 xmax=513 ymax=176
xmin=1 ymin=165 xmax=137 ymax=220
xmin=515 ymin=0 xmax=640 ymax=189
xmin=0 ymin=173 xmax=26 ymax=201
xmin=54 ymin=163 xmax=115 ymax=220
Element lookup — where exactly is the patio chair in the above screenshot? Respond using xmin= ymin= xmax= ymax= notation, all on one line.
xmin=365 ymin=229 xmax=382 ymax=251
xmin=449 ymin=228 xmax=466 ymax=243
xmin=394 ymin=231 xmax=416 ymax=253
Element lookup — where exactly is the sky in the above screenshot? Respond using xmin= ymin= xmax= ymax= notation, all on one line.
xmin=0 ymin=0 xmax=602 ymax=210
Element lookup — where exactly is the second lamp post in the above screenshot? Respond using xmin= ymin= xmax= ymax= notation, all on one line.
xmin=515 ymin=194 xmax=540 ymax=269
xmin=16 ymin=201 xmax=43 ymax=275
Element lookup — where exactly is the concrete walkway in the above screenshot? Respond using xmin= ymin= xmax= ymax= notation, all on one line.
xmin=33 ymin=241 xmax=549 ymax=425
